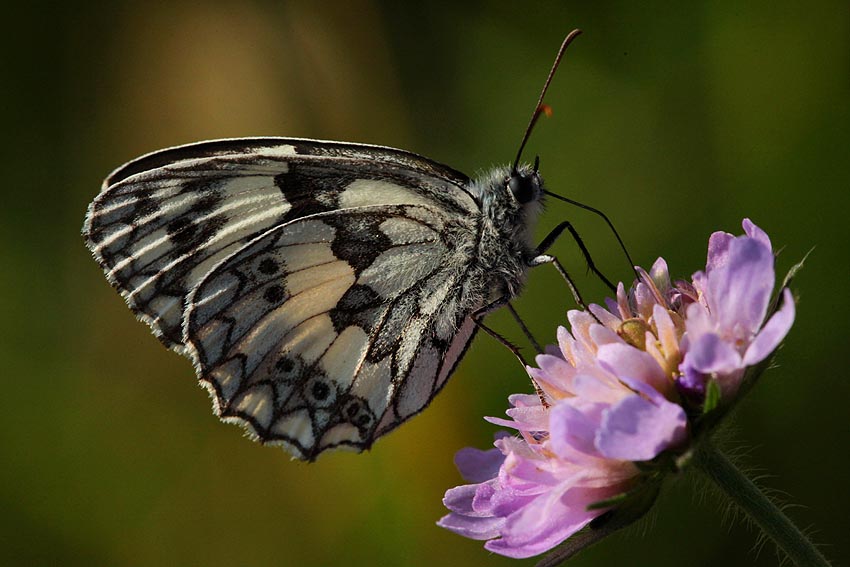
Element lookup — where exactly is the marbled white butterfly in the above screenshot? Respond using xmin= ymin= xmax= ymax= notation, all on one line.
xmin=83 ymin=31 xmax=621 ymax=461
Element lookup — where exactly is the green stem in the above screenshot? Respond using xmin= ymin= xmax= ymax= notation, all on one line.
xmin=695 ymin=442 xmax=830 ymax=567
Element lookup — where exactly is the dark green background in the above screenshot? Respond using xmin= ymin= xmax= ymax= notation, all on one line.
xmin=3 ymin=2 xmax=848 ymax=566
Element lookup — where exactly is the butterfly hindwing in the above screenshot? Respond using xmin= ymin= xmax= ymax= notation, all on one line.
xmin=184 ymin=205 xmax=479 ymax=459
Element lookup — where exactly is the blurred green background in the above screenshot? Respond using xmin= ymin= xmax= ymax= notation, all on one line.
xmin=3 ymin=2 xmax=848 ymax=566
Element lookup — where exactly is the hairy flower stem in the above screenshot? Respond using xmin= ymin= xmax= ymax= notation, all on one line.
xmin=695 ymin=441 xmax=830 ymax=567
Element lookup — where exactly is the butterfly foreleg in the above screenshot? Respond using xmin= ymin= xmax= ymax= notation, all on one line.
xmin=534 ymin=220 xmax=617 ymax=292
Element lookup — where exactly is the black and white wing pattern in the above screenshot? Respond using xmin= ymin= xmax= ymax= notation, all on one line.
xmin=84 ymin=138 xmax=473 ymax=350
xmin=83 ymin=138 xmax=493 ymax=460
xmin=185 ymin=205 xmax=480 ymax=460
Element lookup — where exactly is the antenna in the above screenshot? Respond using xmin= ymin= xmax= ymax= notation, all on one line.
xmin=512 ymin=29 xmax=583 ymax=174
xmin=513 ymin=30 xmax=638 ymax=277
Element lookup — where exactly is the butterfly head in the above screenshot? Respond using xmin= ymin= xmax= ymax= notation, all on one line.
xmin=507 ymin=160 xmax=543 ymax=205
xmin=469 ymin=162 xmax=546 ymax=251
xmin=506 ymin=163 xmax=546 ymax=233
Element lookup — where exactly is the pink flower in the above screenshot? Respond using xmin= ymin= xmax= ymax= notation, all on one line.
xmin=439 ymin=219 xmax=795 ymax=559
xmin=438 ymin=307 xmax=688 ymax=558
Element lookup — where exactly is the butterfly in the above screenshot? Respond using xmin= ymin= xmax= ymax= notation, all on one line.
xmin=82 ymin=31 xmax=620 ymax=461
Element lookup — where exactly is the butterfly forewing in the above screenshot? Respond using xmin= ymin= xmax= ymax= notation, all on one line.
xmin=83 ymin=138 xmax=476 ymax=351
xmin=84 ymin=138 xmax=489 ymax=460
xmin=85 ymin=144 xmax=295 ymax=348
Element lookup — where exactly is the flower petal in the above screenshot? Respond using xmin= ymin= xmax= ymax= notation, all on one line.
xmin=742 ymin=218 xmax=772 ymax=250
xmin=633 ymin=282 xmax=656 ymax=321
xmin=596 ymin=392 xmax=687 ymax=461
xmin=705 ymin=231 xmax=734 ymax=272
xmin=443 ymin=484 xmax=484 ymax=515
xmin=589 ymin=303 xmax=623 ymax=331
xmin=682 ymin=332 xmax=742 ymax=375
xmin=484 ymin=415 xmax=522 ymax=429
xmin=743 ymin=287 xmax=795 ymax=365
xmin=570 ymin=374 xmax=620 ymax=404
xmin=454 ymin=445 xmax=506 ymax=483
xmin=535 ymin=352 xmax=568 ymax=374
xmin=616 ymin=282 xmax=631 ymax=320
xmin=487 ymin=484 xmax=612 ymax=558
xmin=648 ymin=257 xmax=671 ymax=294
xmin=528 ymin=366 xmax=570 ymax=398
xmin=596 ymin=343 xmax=670 ymax=394
xmin=589 ymin=323 xmax=623 ymax=347
xmin=652 ymin=303 xmax=680 ymax=363
xmin=604 ymin=297 xmax=621 ymax=319
xmin=500 ymin=454 xmax=563 ymax=490
xmin=682 ymin=302 xmax=713 ymax=349
xmin=568 ymin=310 xmax=598 ymax=353
xmin=505 ymin=405 xmax=549 ymax=431
xmin=557 ymin=325 xmax=582 ymax=367
xmin=437 ymin=512 xmax=505 ymax=540
xmin=549 ymin=402 xmax=600 ymax=458
xmin=706 ymin=235 xmax=775 ymax=334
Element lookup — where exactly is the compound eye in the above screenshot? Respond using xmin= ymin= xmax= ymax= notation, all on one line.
xmin=508 ymin=175 xmax=536 ymax=204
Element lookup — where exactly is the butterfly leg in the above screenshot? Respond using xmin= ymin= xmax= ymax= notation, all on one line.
xmin=472 ymin=298 xmax=549 ymax=407
xmin=528 ymin=253 xmax=588 ymax=310
xmin=471 ymin=295 xmax=544 ymax=357
xmin=471 ymin=296 xmax=528 ymax=366
xmin=506 ymin=302 xmax=543 ymax=354
xmin=535 ymin=220 xmax=618 ymax=292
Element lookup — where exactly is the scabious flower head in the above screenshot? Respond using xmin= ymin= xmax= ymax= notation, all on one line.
xmin=439 ymin=219 xmax=795 ymax=559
